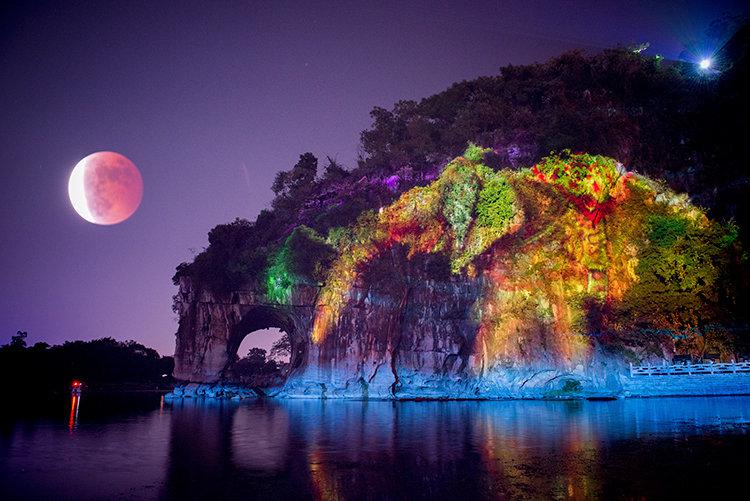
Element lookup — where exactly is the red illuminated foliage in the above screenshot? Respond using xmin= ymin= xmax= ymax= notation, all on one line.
xmin=530 ymin=151 xmax=627 ymax=226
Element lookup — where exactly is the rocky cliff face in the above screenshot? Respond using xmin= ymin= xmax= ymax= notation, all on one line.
xmin=174 ymin=148 xmax=739 ymax=399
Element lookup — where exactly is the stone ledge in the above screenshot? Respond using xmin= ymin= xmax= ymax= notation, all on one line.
xmin=166 ymin=383 xmax=258 ymax=400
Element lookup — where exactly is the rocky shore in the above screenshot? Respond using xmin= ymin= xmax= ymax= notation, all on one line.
xmin=168 ymin=369 xmax=750 ymax=401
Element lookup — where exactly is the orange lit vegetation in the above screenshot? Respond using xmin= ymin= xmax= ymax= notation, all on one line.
xmin=473 ymin=153 xmax=738 ymax=368
xmin=312 ymin=145 xmax=521 ymax=343
xmin=302 ymin=146 xmax=739 ymax=364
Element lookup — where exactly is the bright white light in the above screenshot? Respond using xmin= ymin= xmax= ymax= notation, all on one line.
xmin=68 ymin=158 xmax=96 ymax=224
xmin=699 ymin=58 xmax=712 ymax=70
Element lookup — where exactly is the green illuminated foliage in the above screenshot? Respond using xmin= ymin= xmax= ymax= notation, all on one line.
xmin=648 ymin=215 xmax=689 ymax=248
xmin=621 ymin=211 xmax=739 ymax=327
xmin=441 ymin=162 xmax=478 ymax=248
xmin=266 ymin=246 xmax=294 ymax=303
xmin=326 ymin=226 xmax=348 ymax=248
xmin=463 ymin=142 xmax=491 ymax=163
xmin=266 ymin=226 xmax=335 ymax=303
xmin=719 ymin=221 xmax=739 ymax=248
xmin=476 ymin=175 xmax=515 ymax=229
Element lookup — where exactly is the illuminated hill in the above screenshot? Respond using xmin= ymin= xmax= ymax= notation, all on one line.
xmin=173 ymin=146 xmax=741 ymax=398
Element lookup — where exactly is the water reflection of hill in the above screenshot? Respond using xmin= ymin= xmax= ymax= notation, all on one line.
xmin=163 ymin=397 xmax=750 ymax=500
xmin=2 ymin=396 xmax=747 ymax=499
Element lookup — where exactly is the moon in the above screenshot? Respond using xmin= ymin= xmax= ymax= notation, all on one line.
xmin=68 ymin=151 xmax=143 ymax=225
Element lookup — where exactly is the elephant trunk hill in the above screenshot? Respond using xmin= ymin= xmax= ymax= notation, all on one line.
xmin=172 ymin=147 xmax=746 ymax=399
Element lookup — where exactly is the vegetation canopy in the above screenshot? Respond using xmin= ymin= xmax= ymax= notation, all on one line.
xmin=174 ymin=26 xmax=750 ymax=360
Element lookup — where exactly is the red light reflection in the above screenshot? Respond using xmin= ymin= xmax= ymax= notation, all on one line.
xmin=68 ymin=394 xmax=80 ymax=431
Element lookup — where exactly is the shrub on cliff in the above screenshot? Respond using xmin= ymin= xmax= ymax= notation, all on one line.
xmin=173 ymin=218 xmax=270 ymax=293
xmin=266 ymin=226 xmax=335 ymax=302
xmin=529 ymin=150 xmax=624 ymax=225
xmin=620 ymin=212 xmax=740 ymax=328
xmin=476 ymin=175 xmax=515 ymax=229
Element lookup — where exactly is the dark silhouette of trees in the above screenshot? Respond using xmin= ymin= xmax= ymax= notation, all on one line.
xmin=230 ymin=347 xmax=283 ymax=385
xmin=272 ymin=152 xmax=319 ymax=210
xmin=321 ymin=156 xmax=349 ymax=182
xmin=0 ymin=335 xmax=174 ymax=396
xmin=269 ymin=335 xmax=291 ymax=362
xmin=10 ymin=331 xmax=27 ymax=349
xmin=174 ymin=217 xmax=269 ymax=293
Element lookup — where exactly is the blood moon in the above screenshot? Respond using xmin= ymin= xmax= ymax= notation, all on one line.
xmin=68 ymin=151 xmax=143 ymax=225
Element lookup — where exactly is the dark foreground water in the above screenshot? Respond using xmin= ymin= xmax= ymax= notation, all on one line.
xmin=1 ymin=395 xmax=749 ymax=500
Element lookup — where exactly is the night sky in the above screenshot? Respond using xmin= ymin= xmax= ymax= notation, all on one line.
xmin=1 ymin=0 xmax=747 ymax=355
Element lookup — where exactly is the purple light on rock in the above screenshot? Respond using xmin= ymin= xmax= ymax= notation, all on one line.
xmin=384 ymin=175 xmax=400 ymax=192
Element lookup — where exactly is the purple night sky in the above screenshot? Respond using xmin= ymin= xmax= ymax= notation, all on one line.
xmin=1 ymin=0 xmax=747 ymax=355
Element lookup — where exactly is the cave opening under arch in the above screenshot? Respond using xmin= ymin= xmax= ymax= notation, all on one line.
xmin=223 ymin=305 xmax=305 ymax=388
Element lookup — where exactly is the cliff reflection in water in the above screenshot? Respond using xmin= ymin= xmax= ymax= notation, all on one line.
xmin=162 ymin=397 xmax=750 ymax=500
xmin=2 ymin=396 xmax=749 ymax=499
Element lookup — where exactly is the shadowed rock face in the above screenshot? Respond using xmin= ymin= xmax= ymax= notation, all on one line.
xmin=173 ymin=262 xmax=488 ymax=397
xmin=173 ymin=254 xmax=621 ymax=399
xmin=173 ymin=281 xmax=315 ymax=383
xmin=174 ymin=150 xmax=740 ymax=399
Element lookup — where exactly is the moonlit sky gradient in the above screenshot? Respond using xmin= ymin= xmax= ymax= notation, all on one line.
xmin=1 ymin=0 xmax=747 ymax=355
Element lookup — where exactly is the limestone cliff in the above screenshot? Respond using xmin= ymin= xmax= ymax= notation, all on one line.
xmin=173 ymin=147 xmax=740 ymax=399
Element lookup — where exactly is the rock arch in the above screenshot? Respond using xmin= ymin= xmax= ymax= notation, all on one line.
xmin=224 ymin=304 xmax=306 ymax=379
xmin=172 ymin=279 xmax=317 ymax=384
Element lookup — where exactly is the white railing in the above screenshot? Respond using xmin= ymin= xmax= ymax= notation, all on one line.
xmin=630 ymin=361 xmax=750 ymax=377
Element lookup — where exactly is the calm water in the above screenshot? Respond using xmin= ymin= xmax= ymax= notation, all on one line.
xmin=1 ymin=394 xmax=749 ymax=500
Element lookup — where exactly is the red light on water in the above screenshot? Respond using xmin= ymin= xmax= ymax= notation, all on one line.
xmin=69 ymin=394 xmax=80 ymax=431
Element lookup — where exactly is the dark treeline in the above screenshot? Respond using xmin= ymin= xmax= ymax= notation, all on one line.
xmin=174 ymin=21 xmax=750 ymax=299
xmin=228 ymin=347 xmax=284 ymax=388
xmin=0 ymin=332 xmax=174 ymax=395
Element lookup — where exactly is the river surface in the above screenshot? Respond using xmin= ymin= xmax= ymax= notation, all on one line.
xmin=1 ymin=394 xmax=748 ymax=500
